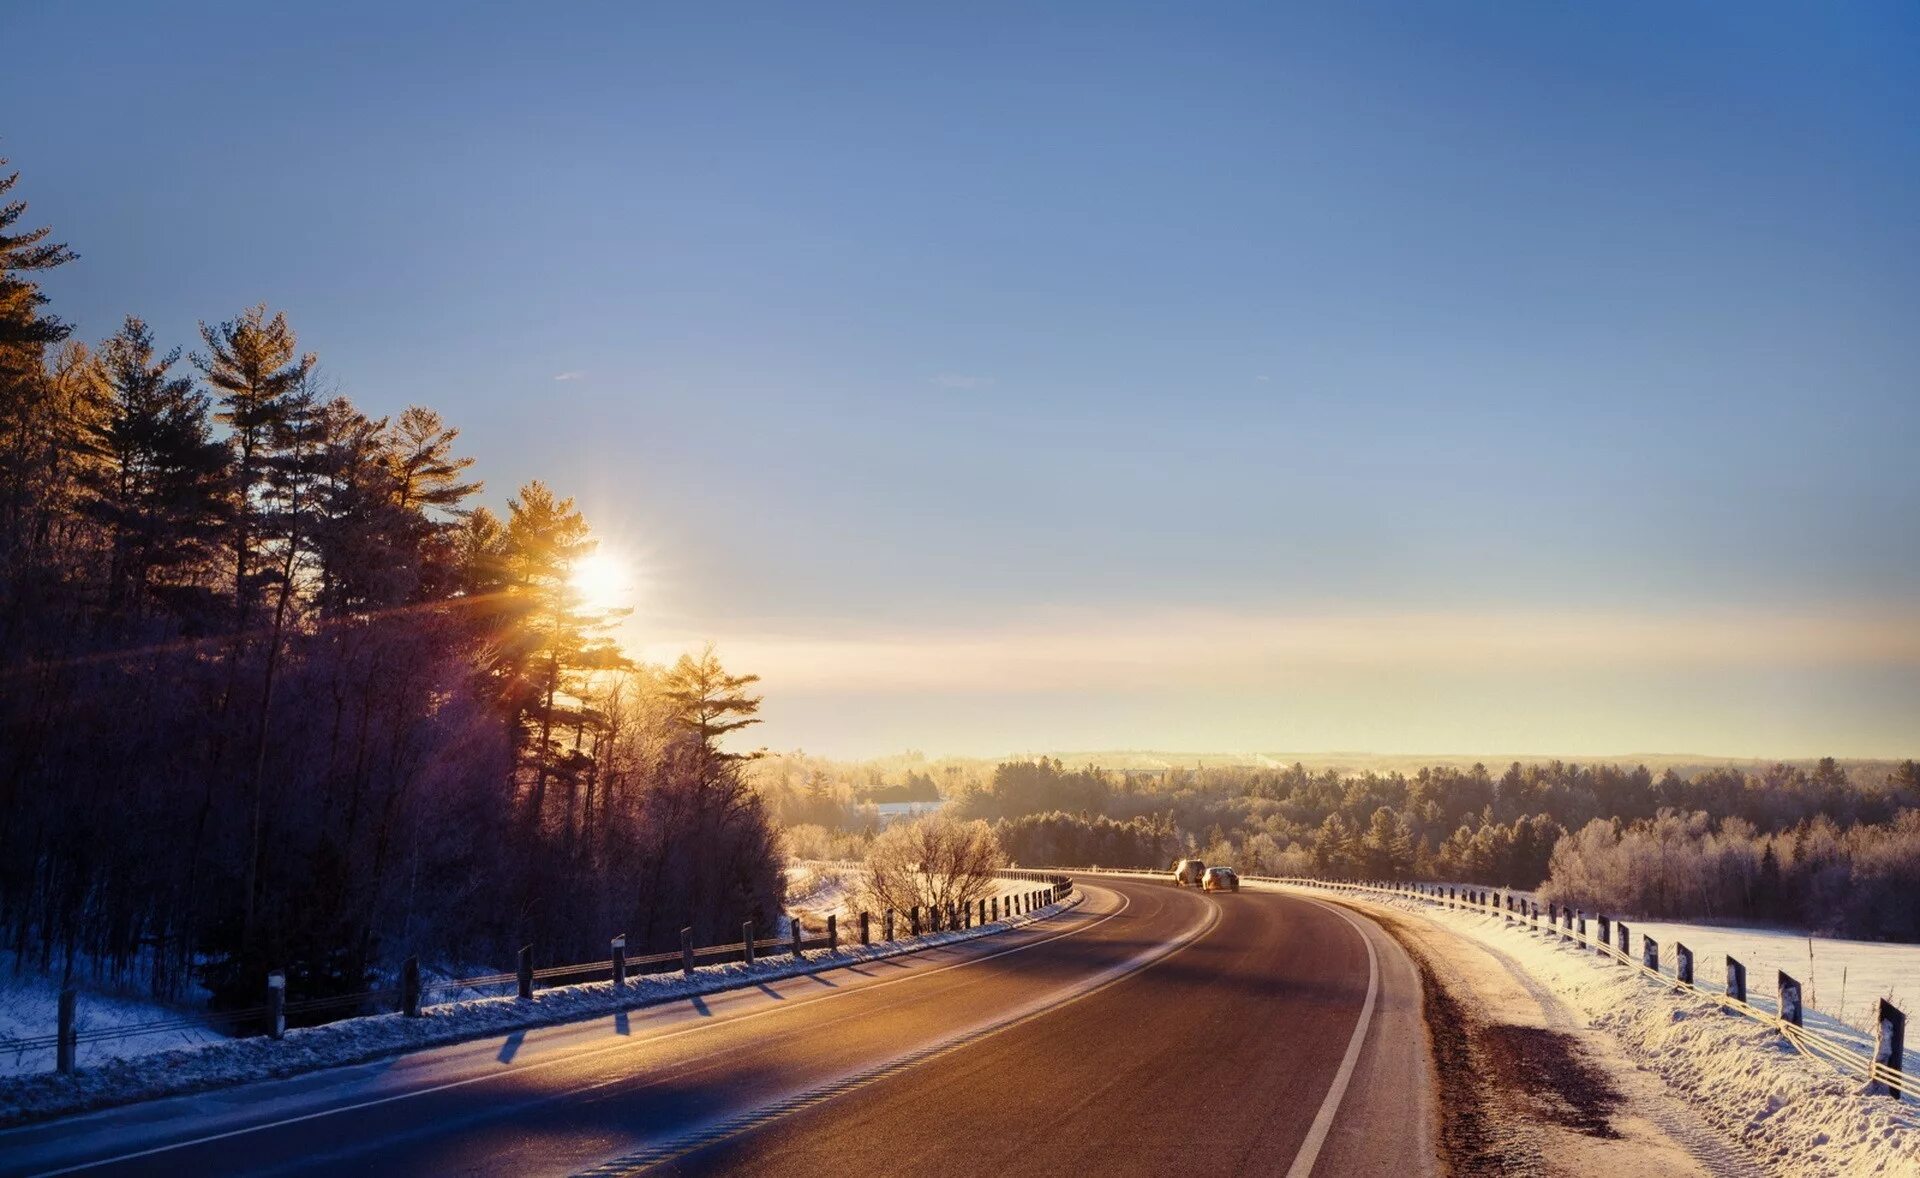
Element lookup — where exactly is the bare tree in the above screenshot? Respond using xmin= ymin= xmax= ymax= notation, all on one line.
xmin=861 ymin=814 xmax=1005 ymax=916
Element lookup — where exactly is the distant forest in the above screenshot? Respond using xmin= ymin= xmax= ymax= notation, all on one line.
xmin=0 ymin=161 xmax=783 ymax=1009
xmin=766 ymin=753 xmax=1920 ymax=941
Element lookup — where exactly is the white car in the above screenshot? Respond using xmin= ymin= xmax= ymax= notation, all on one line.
xmin=1203 ymin=866 xmax=1240 ymax=893
xmin=1173 ymin=859 xmax=1207 ymax=887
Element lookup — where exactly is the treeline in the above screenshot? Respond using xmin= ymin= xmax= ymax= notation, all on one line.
xmin=0 ymin=162 xmax=782 ymax=1009
xmin=890 ymin=755 xmax=1916 ymax=904
xmin=1541 ymin=811 xmax=1920 ymax=941
xmin=994 ymin=812 xmax=1179 ymax=869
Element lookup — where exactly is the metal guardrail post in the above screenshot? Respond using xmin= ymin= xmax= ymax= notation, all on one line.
xmin=1779 ymin=971 xmax=1803 ymax=1027
xmin=612 ymin=935 xmax=627 ymax=986
xmin=1727 ymin=956 xmax=1745 ymax=1004
xmin=57 ymin=986 xmax=77 ymax=1073
xmin=268 ymin=971 xmax=286 ymax=1037
xmin=517 ymin=947 xmax=533 ymax=999
xmin=1869 ymin=1000 xmax=1906 ymax=1099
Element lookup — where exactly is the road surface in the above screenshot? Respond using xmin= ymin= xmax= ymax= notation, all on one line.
xmin=0 ymin=879 xmax=1434 ymax=1177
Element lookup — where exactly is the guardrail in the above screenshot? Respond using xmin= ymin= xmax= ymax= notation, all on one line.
xmin=6 ymin=871 xmax=1076 ymax=1076
xmin=1053 ymin=868 xmax=1912 ymax=1103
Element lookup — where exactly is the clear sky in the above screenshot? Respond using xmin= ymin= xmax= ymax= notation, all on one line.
xmin=7 ymin=2 xmax=1917 ymax=759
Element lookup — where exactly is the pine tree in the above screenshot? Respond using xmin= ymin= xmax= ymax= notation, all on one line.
xmin=77 ymin=317 xmax=230 ymax=622
xmin=493 ymin=480 xmax=629 ymax=831
xmin=193 ymin=305 xmax=315 ymax=631
xmin=0 ymin=161 xmax=78 ymax=618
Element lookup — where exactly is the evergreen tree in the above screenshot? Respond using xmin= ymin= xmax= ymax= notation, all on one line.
xmin=660 ymin=644 xmax=763 ymax=769
xmin=193 ymin=305 xmax=315 ymax=631
xmin=77 ymin=317 xmax=230 ymax=622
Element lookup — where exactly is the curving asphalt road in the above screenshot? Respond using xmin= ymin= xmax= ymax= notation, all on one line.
xmin=0 ymin=878 xmax=1434 ymax=1177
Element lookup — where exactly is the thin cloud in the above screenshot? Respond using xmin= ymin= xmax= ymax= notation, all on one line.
xmin=640 ymin=606 xmax=1920 ymax=695
xmin=552 ymin=371 xmax=587 ymax=382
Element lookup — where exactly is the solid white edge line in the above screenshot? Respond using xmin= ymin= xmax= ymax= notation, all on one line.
xmin=1284 ymin=896 xmax=1381 ymax=1178
xmin=26 ymin=893 xmax=1113 ymax=1178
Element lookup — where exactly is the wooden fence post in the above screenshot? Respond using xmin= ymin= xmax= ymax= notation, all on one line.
xmin=885 ymin=909 xmax=896 ymax=941
xmin=402 ymin=955 xmax=421 ymax=1017
xmin=860 ymin=911 xmax=871 ymax=946
xmin=910 ymin=906 xmax=921 ymax=936
xmin=992 ymin=896 xmax=999 ymax=921
xmin=1577 ymin=911 xmax=1587 ymax=940
xmin=1779 ymin=971 xmax=1803 ymax=1027
xmin=791 ymin=917 xmax=803 ymax=958
xmin=1616 ymin=922 xmax=1629 ymax=954
xmin=1642 ymin=934 xmax=1659 ymax=972
xmin=612 ymin=935 xmax=627 ymax=987
xmin=1675 ymin=943 xmax=1693 ymax=987
xmin=57 ymin=986 xmax=77 ymax=1074
xmin=681 ymin=927 xmax=695 ymax=976
xmin=269 ymin=970 xmax=287 ymax=1037
xmin=743 ymin=921 xmax=756 ymax=966
xmin=1597 ymin=916 xmax=1610 ymax=953
xmin=1726 ymin=956 xmax=1746 ymax=1004
xmin=1867 ymin=1000 xmax=1906 ymax=1100
xmin=827 ymin=914 xmax=838 ymax=953
xmin=517 ymin=947 xmax=533 ymax=1000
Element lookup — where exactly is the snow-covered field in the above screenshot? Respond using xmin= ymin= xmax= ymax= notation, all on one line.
xmin=1295 ymin=884 xmax=1919 ymax=1178
xmin=0 ymin=957 xmax=226 ymax=1078
xmin=1619 ymin=917 xmax=1919 ymax=1035
xmin=0 ymin=892 xmax=1078 ymax=1128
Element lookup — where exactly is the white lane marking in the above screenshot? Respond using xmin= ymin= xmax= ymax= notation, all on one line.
xmin=27 ymin=895 xmax=1119 ymax=1177
xmin=577 ymin=892 xmax=1224 ymax=1175
xmin=1285 ymin=897 xmax=1382 ymax=1178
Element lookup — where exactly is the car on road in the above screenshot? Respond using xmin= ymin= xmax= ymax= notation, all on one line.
xmin=1173 ymin=858 xmax=1207 ymax=887
xmin=1203 ymin=866 xmax=1240 ymax=893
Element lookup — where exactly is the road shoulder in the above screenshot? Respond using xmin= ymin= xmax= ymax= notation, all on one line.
xmin=1336 ymin=899 xmax=1763 ymax=1178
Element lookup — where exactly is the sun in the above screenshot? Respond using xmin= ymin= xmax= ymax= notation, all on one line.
xmin=568 ymin=549 xmax=632 ymax=613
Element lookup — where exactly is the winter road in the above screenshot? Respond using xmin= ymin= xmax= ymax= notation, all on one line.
xmin=0 ymin=879 xmax=1434 ymax=1177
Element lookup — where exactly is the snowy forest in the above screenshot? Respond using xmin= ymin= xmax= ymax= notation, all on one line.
xmin=0 ymin=162 xmax=785 ymax=1011
xmin=767 ymin=753 xmax=1920 ymax=941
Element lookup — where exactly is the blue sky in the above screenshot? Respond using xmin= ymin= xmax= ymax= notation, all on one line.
xmin=7 ymin=2 xmax=1917 ymax=757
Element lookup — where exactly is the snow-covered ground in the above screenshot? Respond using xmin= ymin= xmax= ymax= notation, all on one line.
xmin=1292 ymin=884 xmax=1919 ymax=1178
xmin=0 ymin=957 xmax=227 ymax=1078
xmin=0 ymin=892 xmax=1079 ymax=1128
xmin=1620 ymin=917 xmax=1920 ymax=1035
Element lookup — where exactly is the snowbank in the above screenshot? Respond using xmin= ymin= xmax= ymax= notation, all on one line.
xmin=1293 ymin=886 xmax=1919 ymax=1178
xmin=0 ymin=893 xmax=1079 ymax=1129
